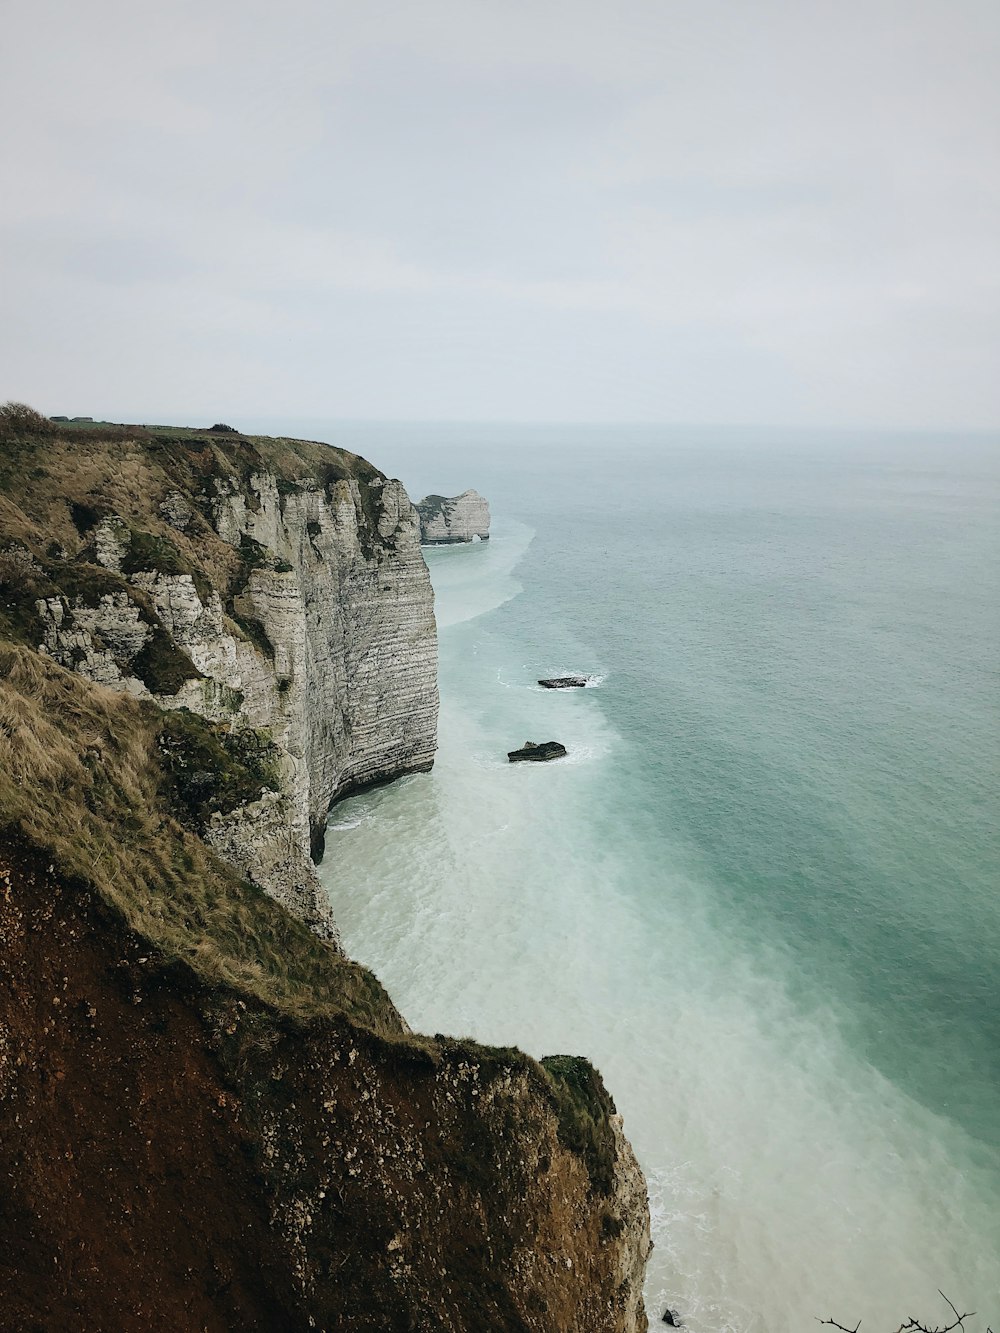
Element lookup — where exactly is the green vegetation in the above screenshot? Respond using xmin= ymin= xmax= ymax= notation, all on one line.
xmin=238 ymin=533 xmax=268 ymax=569
xmin=158 ymin=709 xmax=279 ymax=829
xmin=0 ymin=543 xmax=202 ymax=694
xmin=132 ymin=626 xmax=203 ymax=694
xmin=54 ymin=561 xmax=123 ymax=604
xmin=228 ymin=606 xmax=275 ymax=659
xmin=0 ymin=401 xmax=56 ymax=438
xmin=122 ymin=529 xmax=189 ymax=578
xmin=0 ymin=642 xmax=401 ymax=1028
xmin=0 ymin=550 xmax=50 ymax=646
xmin=541 ymin=1054 xmax=618 ymax=1195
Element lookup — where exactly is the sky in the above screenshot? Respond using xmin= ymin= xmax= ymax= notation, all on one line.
xmin=2 ymin=0 xmax=998 ymax=429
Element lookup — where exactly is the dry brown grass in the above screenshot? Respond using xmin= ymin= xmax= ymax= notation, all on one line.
xmin=0 ymin=413 xmax=407 ymax=1027
xmin=0 ymin=412 xmax=385 ymax=601
xmin=0 ymin=643 xmax=402 ymax=1030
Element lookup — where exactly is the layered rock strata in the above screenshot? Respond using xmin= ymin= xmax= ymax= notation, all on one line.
xmin=415 ymin=489 xmax=491 ymax=543
xmin=2 ymin=429 xmax=438 ymax=939
xmin=0 ymin=418 xmax=652 ymax=1329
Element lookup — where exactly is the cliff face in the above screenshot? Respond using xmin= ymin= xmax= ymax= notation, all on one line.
xmin=0 ymin=424 xmax=438 ymax=937
xmin=416 ymin=489 xmax=491 ymax=543
xmin=0 ymin=413 xmax=651 ymax=1330
xmin=0 ymin=834 xmax=650 ymax=1332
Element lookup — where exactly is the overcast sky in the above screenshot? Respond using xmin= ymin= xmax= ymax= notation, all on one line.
xmin=2 ymin=0 xmax=998 ymax=428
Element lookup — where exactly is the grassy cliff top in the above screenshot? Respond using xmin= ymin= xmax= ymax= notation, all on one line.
xmin=0 ymin=403 xmax=383 ymax=572
xmin=0 ymin=402 xmax=393 ymax=661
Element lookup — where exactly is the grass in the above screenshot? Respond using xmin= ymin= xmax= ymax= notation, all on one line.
xmin=541 ymin=1054 xmax=618 ymax=1196
xmin=0 ymin=642 xmax=402 ymax=1028
xmin=0 ymin=405 xmax=388 ymax=610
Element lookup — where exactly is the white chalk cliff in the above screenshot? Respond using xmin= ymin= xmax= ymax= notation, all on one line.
xmin=33 ymin=433 xmax=438 ymax=942
xmin=2 ymin=419 xmax=652 ymax=1332
xmin=415 ymin=489 xmax=491 ymax=544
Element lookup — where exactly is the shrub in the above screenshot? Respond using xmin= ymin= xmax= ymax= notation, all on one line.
xmin=0 ymin=402 xmax=56 ymax=439
xmin=157 ymin=709 xmax=279 ymax=828
xmin=540 ymin=1054 xmax=617 ymax=1195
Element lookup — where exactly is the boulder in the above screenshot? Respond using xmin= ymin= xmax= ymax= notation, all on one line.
xmin=538 ymin=676 xmax=588 ymax=689
xmin=507 ymin=740 xmax=567 ymax=763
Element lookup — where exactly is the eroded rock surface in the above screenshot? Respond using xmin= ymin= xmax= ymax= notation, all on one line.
xmin=6 ymin=430 xmax=438 ymax=940
xmin=415 ymin=489 xmax=491 ymax=544
xmin=508 ymin=740 xmax=568 ymax=763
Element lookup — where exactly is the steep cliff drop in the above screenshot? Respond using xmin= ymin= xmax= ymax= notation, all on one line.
xmin=3 ymin=422 xmax=438 ymax=940
xmin=416 ymin=489 xmax=491 ymax=544
xmin=0 ymin=411 xmax=650 ymax=1331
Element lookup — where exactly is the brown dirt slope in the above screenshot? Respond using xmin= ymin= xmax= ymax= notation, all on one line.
xmin=0 ymin=833 xmax=649 ymax=1332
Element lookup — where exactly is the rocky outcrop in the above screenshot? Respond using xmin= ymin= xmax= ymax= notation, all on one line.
xmin=508 ymin=740 xmax=568 ymax=763
xmin=4 ymin=429 xmax=438 ymax=941
xmin=539 ymin=676 xmax=590 ymax=689
xmin=415 ymin=489 xmax=490 ymax=544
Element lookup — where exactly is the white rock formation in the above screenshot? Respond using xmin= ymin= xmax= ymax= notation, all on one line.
xmin=415 ymin=490 xmax=490 ymax=544
xmin=35 ymin=459 xmax=438 ymax=943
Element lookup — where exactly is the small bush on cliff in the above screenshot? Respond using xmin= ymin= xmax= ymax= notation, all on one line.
xmin=133 ymin=626 xmax=204 ymax=695
xmin=0 ymin=401 xmax=56 ymax=438
xmin=540 ymin=1054 xmax=617 ymax=1195
xmin=157 ymin=709 xmax=280 ymax=828
xmin=122 ymin=529 xmax=189 ymax=578
xmin=121 ymin=529 xmax=214 ymax=603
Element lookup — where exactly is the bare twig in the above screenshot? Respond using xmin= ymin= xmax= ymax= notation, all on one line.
xmin=892 ymin=1291 xmax=973 ymax=1333
xmin=822 ymin=1292 xmax=981 ymax=1333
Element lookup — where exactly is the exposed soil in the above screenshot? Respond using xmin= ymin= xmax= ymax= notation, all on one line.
xmin=0 ymin=834 xmax=649 ymax=1332
xmin=0 ymin=836 xmax=302 ymax=1332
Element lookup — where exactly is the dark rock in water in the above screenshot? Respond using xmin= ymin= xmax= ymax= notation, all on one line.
xmin=507 ymin=740 xmax=567 ymax=763
xmin=662 ymin=1309 xmax=682 ymax=1327
xmin=538 ymin=675 xmax=589 ymax=689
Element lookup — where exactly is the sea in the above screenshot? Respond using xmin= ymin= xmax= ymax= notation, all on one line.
xmin=257 ymin=421 xmax=999 ymax=1331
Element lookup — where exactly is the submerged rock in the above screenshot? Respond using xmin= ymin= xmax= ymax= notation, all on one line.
xmin=507 ymin=740 xmax=567 ymax=763
xmin=539 ymin=675 xmax=589 ymax=689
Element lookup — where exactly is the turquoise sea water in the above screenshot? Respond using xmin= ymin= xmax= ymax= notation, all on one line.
xmin=300 ymin=424 xmax=999 ymax=1331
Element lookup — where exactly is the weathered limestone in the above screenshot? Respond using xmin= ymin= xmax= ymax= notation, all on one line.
xmin=33 ymin=462 xmax=438 ymax=941
xmin=415 ymin=489 xmax=490 ymax=543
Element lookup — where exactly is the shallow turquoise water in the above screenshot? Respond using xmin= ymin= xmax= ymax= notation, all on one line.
xmin=307 ymin=424 xmax=1000 ymax=1331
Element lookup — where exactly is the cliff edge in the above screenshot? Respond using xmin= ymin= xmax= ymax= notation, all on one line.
xmin=0 ymin=417 xmax=437 ymax=938
xmin=0 ymin=409 xmax=650 ymax=1331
